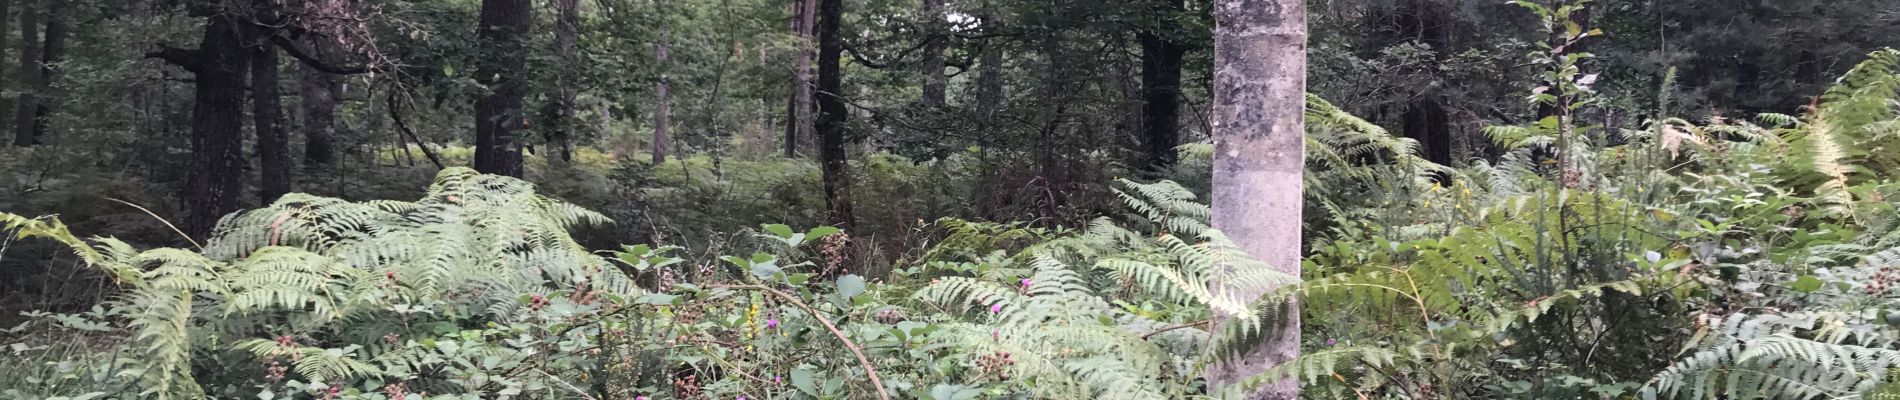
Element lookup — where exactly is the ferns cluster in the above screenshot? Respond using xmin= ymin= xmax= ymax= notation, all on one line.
xmin=3 ymin=168 xmax=638 ymax=399
xmin=912 ymin=179 xmax=1299 ymax=398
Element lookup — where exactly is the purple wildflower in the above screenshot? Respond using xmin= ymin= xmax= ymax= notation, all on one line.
xmin=1325 ymin=338 xmax=1337 ymax=346
xmin=1020 ymin=278 xmax=1033 ymax=289
xmin=990 ymin=303 xmax=1003 ymax=314
xmin=765 ymin=318 xmax=779 ymax=329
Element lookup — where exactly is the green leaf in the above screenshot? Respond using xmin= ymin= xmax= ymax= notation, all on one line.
xmin=1790 ymin=275 xmax=1824 ymax=293
xmin=792 ymin=367 xmax=818 ymax=396
xmin=837 ymin=275 xmax=866 ymax=299
xmin=807 ymin=226 xmax=842 ymax=239
xmin=764 ymin=224 xmax=795 ymax=238
xmin=634 ymin=293 xmax=680 ymax=305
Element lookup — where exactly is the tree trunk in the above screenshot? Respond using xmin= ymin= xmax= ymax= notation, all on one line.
xmin=918 ymin=0 xmax=947 ymax=106
xmin=175 ymin=15 xmax=252 ymax=240
xmin=815 ymin=0 xmax=855 ymax=233
xmin=20 ymin=0 xmax=63 ymax=145
xmin=1208 ymin=0 xmax=1306 ymax=398
xmin=254 ymin=34 xmax=291 ymax=204
xmin=0 ymin=0 xmax=13 ymax=142
xmin=785 ymin=0 xmax=817 ymax=157
xmin=473 ymin=0 xmax=531 ymax=177
xmin=1137 ymin=5 xmax=1187 ymax=171
xmin=299 ymin=60 xmax=342 ymax=167
xmin=651 ymin=0 xmax=670 ymax=164
xmin=10 ymin=0 xmax=40 ymax=146
xmin=975 ymin=12 xmax=1004 ymax=131
xmin=553 ymin=0 xmax=579 ymax=162
xmin=1402 ymin=96 xmax=1453 ymax=166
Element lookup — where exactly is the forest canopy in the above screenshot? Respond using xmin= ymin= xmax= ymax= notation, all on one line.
xmin=2 ymin=0 xmax=1899 ymax=398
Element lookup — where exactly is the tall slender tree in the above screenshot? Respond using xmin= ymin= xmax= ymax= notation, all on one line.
xmin=651 ymin=0 xmax=670 ymax=164
xmin=150 ymin=8 xmax=252 ymax=239
xmin=472 ymin=0 xmax=531 ymax=177
xmin=253 ymin=30 xmax=290 ymax=204
xmin=1207 ymin=0 xmax=1306 ymax=398
xmin=299 ymin=58 xmax=342 ymax=167
xmin=815 ymin=0 xmax=855 ymax=234
xmin=28 ymin=0 xmax=66 ymax=143
xmin=918 ymin=0 xmax=948 ymax=106
xmin=1137 ymin=0 xmax=1188 ymax=171
xmin=10 ymin=0 xmax=41 ymax=146
xmin=552 ymin=0 xmax=580 ymax=163
xmin=0 ymin=0 xmax=13 ymax=143
xmin=785 ymin=0 xmax=817 ymax=157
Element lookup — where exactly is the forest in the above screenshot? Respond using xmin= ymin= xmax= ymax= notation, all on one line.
xmin=1 ymin=0 xmax=1898 ymax=398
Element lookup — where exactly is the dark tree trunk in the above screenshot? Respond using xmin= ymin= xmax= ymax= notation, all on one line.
xmin=0 ymin=0 xmax=13 ymax=142
xmin=919 ymin=0 xmax=947 ymax=105
xmin=652 ymin=0 xmax=670 ymax=164
xmin=10 ymin=0 xmax=40 ymax=146
xmin=815 ymin=0 xmax=855 ymax=233
xmin=785 ymin=0 xmax=817 ymax=157
xmin=299 ymin=61 xmax=342 ymax=167
xmin=975 ymin=12 xmax=1004 ymax=131
xmin=473 ymin=0 xmax=531 ymax=177
xmin=24 ymin=0 xmax=63 ymax=144
xmin=254 ymin=35 xmax=291 ymax=204
xmin=1401 ymin=96 xmax=1453 ymax=166
xmin=167 ymin=15 xmax=252 ymax=240
xmin=553 ymin=0 xmax=579 ymax=162
xmin=1137 ymin=15 xmax=1187 ymax=171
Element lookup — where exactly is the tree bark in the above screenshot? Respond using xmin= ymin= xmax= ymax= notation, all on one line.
xmin=254 ymin=32 xmax=291 ymax=204
xmin=785 ymin=0 xmax=817 ymax=157
xmin=169 ymin=14 xmax=252 ymax=240
xmin=0 ymin=0 xmax=13 ymax=142
xmin=299 ymin=59 xmax=342 ymax=167
xmin=651 ymin=0 xmax=670 ymax=164
xmin=1401 ymin=95 xmax=1453 ymax=166
xmin=815 ymin=0 xmax=855 ymax=233
xmin=473 ymin=0 xmax=531 ymax=177
xmin=918 ymin=0 xmax=947 ymax=106
xmin=553 ymin=0 xmax=580 ymax=162
xmin=22 ymin=0 xmax=63 ymax=145
xmin=1208 ymin=0 xmax=1306 ymax=398
xmin=10 ymin=0 xmax=40 ymax=146
xmin=975 ymin=12 xmax=1004 ymax=131
xmin=1137 ymin=6 xmax=1187 ymax=171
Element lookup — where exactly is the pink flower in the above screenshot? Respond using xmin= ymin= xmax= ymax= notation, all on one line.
xmin=1325 ymin=338 xmax=1337 ymax=346
xmin=765 ymin=318 xmax=779 ymax=329
xmin=1020 ymin=278 xmax=1033 ymax=288
xmin=636 ymin=397 xmax=648 ymax=400
xmin=774 ymin=375 xmax=782 ymax=384
xmin=989 ymin=303 xmax=1003 ymax=314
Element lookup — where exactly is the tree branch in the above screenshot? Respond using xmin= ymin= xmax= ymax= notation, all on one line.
xmin=145 ymin=46 xmax=207 ymax=74
xmin=714 ymin=284 xmax=892 ymax=400
xmin=388 ymin=91 xmax=447 ymax=170
xmin=269 ymin=35 xmax=372 ymax=75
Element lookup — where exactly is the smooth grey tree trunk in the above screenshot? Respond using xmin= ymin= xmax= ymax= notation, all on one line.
xmin=1207 ymin=0 xmax=1307 ymax=398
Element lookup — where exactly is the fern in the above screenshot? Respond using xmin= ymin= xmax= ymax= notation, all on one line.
xmin=1 ymin=168 xmax=637 ymax=398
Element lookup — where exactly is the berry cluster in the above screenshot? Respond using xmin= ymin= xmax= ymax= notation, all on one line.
xmin=1868 ymin=267 xmax=1896 ymax=296
xmin=975 ymin=350 xmax=1015 ymax=380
